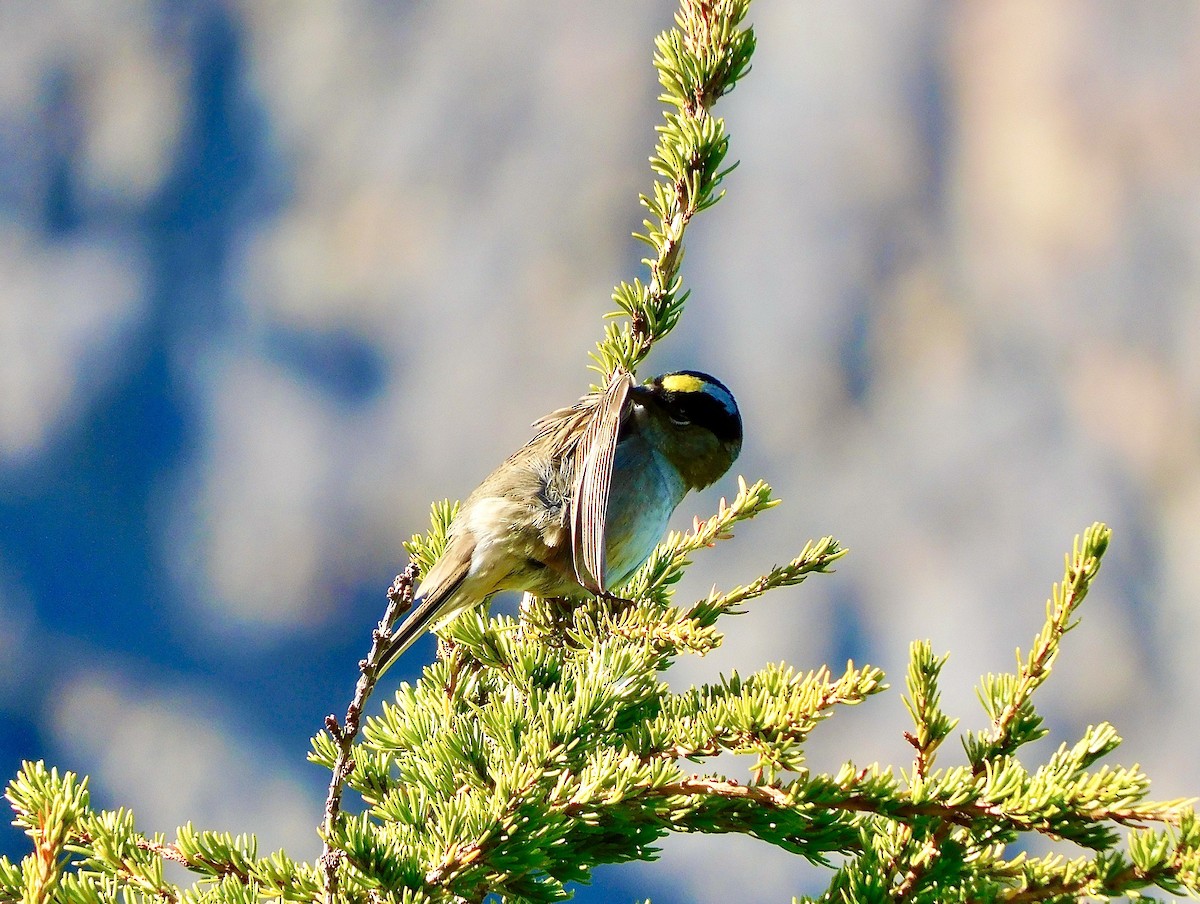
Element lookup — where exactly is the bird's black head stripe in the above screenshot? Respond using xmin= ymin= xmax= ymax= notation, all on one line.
xmin=654 ymin=371 xmax=743 ymax=444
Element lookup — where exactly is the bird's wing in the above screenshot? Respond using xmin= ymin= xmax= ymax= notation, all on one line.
xmin=570 ymin=371 xmax=633 ymax=594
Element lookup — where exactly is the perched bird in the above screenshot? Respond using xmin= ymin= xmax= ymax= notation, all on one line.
xmin=379 ymin=370 xmax=742 ymax=668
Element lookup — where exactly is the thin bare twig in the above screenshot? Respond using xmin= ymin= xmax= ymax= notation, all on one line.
xmin=318 ymin=565 xmax=418 ymax=904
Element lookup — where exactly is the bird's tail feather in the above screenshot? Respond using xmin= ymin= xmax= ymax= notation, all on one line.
xmin=376 ymin=570 xmax=469 ymax=676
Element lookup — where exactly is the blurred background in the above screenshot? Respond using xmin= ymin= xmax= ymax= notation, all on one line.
xmin=3 ymin=1 xmax=1200 ymax=900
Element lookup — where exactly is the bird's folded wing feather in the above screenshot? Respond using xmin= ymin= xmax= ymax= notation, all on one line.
xmin=570 ymin=371 xmax=633 ymax=594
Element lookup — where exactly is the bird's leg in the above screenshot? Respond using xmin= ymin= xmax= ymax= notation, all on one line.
xmin=594 ymin=589 xmax=637 ymax=617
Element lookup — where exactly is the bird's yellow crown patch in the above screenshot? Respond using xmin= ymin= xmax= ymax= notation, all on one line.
xmin=659 ymin=373 xmax=706 ymax=394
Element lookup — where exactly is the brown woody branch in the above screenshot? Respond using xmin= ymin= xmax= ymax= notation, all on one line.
xmin=318 ymin=565 xmax=418 ymax=904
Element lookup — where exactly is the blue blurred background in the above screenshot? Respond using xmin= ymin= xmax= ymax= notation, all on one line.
xmin=3 ymin=2 xmax=1200 ymax=901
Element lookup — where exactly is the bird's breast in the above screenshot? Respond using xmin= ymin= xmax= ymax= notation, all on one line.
xmin=602 ymin=440 xmax=688 ymax=587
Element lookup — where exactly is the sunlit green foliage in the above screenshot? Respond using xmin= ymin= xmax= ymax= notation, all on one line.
xmin=4 ymin=3 xmax=1195 ymax=903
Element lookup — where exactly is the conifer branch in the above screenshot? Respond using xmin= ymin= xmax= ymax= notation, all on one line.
xmin=637 ymin=768 xmax=1190 ymax=836
xmin=592 ymin=0 xmax=754 ymax=377
xmin=316 ymin=566 xmax=418 ymax=904
xmin=3 ymin=763 xmax=326 ymax=904
xmin=640 ymin=663 xmax=884 ymax=780
xmin=969 ymin=522 xmax=1111 ymax=766
xmin=4 ymin=0 xmax=1200 ymax=901
xmin=891 ymin=524 xmax=1114 ymax=901
xmin=902 ymin=641 xmax=958 ymax=778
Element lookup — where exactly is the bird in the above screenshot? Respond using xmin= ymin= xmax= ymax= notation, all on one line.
xmin=378 ymin=369 xmax=742 ymax=669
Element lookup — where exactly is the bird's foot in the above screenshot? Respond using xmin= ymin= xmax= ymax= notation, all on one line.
xmin=594 ymin=589 xmax=637 ymax=613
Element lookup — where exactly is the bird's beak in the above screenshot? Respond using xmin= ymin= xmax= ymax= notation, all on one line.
xmin=628 ymin=383 xmax=654 ymax=406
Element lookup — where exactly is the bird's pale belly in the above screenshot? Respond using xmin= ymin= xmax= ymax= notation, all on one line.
xmin=601 ymin=443 xmax=688 ymax=588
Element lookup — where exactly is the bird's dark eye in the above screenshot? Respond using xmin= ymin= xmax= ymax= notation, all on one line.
xmin=667 ymin=407 xmax=691 ymax=426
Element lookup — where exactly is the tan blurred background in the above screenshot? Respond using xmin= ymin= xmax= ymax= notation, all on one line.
xmin=2 ymin=1 xmax=1199 ymax=900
